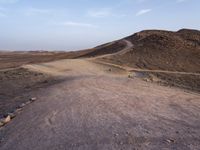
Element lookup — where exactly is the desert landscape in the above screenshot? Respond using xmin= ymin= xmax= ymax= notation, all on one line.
xmin=0 ymin=29 xmax=200 ymax=150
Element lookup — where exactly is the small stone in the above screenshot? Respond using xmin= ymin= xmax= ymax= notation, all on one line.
xmin=166 ymin=139 xmax=175 ymax=143
xmin=144 ymin=78 xmax=151 ymax=82
xmin=43 ymin=80 xmax=48 ymax=83
xmin=25 ymin=101 xmax=31 ymax=105
xmin=126 ymin=131 xmax=130 ymax=135
xmin=20 ymin=103 xmax=26 ymax=108
xmin=3 ymin=116 xmax=11 ymax=124
xmin=128 ymin=73 xmax=133 ymax=78
xmin=114 ymin=133 xmax=119 ymax=137
xmin=7 ymin=113 xmax=16 ymax=119
xmin=0 ymin=121 xmax=4 ymax=127
xmin=15 ymin=108 xmax=22 ymax=113
xmin=30 ymin=97 xmax=37 ymax=101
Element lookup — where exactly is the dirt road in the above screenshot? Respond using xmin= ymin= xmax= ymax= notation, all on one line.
xmin=94 ymin=39 xmax=134 ymax=59
xmin=94 ymin=60 xmax=200 ymax=76
xmin=0 ymin=59 xmax=200 ymax=150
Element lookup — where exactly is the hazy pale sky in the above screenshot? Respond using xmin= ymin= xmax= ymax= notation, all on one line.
xmin=0 ymin=0 xmax=199 ymax=51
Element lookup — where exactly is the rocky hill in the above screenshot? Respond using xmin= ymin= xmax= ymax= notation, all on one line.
xmin=81 ymin=29 xmax=200 ymax=92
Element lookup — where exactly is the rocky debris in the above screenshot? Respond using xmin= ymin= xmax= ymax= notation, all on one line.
xmin=143 ymin=78 xmax=152 ymax=82
xmin=166 ymin=139 xmax=175 ymax=143
xmin=150 ymin=75 xmax=161 ymax=82
xmin=126 ymin=131 xmax=130 ymax=135
xmin=0 ymin=97 xmax=38 ymax=128
xmin=43 ymin=80 xmax=48 ymax=83
xmin=3 ymin=115 xmax=11 ymax=124
xmin=128 ymin=73 xmax=134 ymax=78
xmin=25 ymin=101 xmax=31 ymax=105
xmin=0 ymin=120 xmax=4 ymax=127
xmin=15 ymin=108 xmax=22 ymax=113
xmin=7 ymin=113 xmax=16 ymax=119
xmin=19 ymin=103 xmax=26 ymax=108
xmin=30 ymin=97 xmax=37 ymax=102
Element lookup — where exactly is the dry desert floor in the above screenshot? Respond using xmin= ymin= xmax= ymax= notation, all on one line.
xmin=0 ymin=58 xmax=200 ymax=150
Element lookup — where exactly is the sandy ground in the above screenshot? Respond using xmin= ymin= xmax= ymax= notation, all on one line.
xmin=0 ymin=58 xmax=200 ymax=150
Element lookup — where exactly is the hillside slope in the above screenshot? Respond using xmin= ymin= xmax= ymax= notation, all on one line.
xmin=83 ymin=29 xmax=200 ymax=92
xmin=78 ymin=40 xmax=127 ymax=58
xmin=94 ymin=29 xmax=200 ymax=72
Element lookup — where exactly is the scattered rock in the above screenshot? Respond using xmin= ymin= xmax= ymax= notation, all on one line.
xmin=7 ymin=113 xmax=16 ymax=119
xmin=108 ymin=68 xmax=112 ymax=72
xmin=128 ymin=72 xmax=134 ymax=78
xmin=30 ymin=97 xmax=37 ymax=101
xmin=114 ymin=133 xmax=119 ymax=137
xmin=150 ymin=75 xmax=161 ymax=82
xmin=0 ymin=121 xmax=4 ymax=127
xmin=3 ymin=115 xmax=11 ymax=124
xmin=15 ymin=108 xmax=22 ymax=113
xmin=126 ymin=131 xmax=130 ymax=135
xmin=20 ymin=103 xmax=26 ymax=108
xmin=144 ymin=78 xmax=151 ymax=82
xmin=43 ymin=80 xmax=48 ymax=83
xmin=166 ymin=139 xmax=175 ymax=143
xmin=25 ymin=101 xmax=31 ymax=105
xmin=145 ymin=142 xmax=150 ymax=146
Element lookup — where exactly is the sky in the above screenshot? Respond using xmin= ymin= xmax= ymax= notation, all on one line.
xmin=0 ymin=0 xmax=199 ymax=51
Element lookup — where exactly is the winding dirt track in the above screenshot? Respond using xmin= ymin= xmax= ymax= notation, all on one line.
xmin=94 ymin=60 xmax=200 ymax=76
xmin=95 ymin=40 xmax=134 ymax=59
xmin=0 ymin=59 xmax=200 ymax=150
xmin=94 ymin=39 xmax=200 ymax=76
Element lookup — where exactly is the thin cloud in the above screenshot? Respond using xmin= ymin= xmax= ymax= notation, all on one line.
xmin=0 ymin=7 xmax=6 ymax=17
xmin=137 ymin=0 xmax=147 ymax=3
xmin=0 ymin=0 xmax=19 ymax=4
xmin=177 ymin=0 xmax=187 ymax=3
xmin=88 ymin=8 xmax=126 ymax=18
xmin=58 ymin=21 xmax=98 ymax=28
xmin=25 ymin=8 xmax=51 ymax=16
xmin=0 ymin=7 xmax=5 ymax=10
xmin=0 ymin=12 xmax=6 ymax=17
xmin=136 ymin=9 xmax=152 ymax=16
xmin=88 ymin=9 xmax=112 ymax=18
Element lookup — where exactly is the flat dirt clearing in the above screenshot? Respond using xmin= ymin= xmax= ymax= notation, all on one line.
xmin=0 ymin=59 xmax=200 ymax=150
